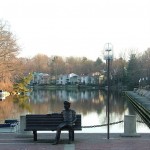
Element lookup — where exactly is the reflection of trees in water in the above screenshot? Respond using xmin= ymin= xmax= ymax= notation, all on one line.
xmin=124 ymin=95 xmax=136 ymax=115
xmin=0 ymin=96 xmax=14 ymax=122
xmin=109 ymin=91 xmax=128 ymax=121
xmin=13 ymin=95 xmax=32 ymax=112
xmin=0 ymin=95 xmax=30 ymax=121
xmin=29 ymin=90 xmax=105 ymax=114
xmin=29 ymin=90 xmax=129 ymax=118
xmin=0 ymin=90 xmax=134 ymax=124
xmin=110 ymin=92 xmax=127 ymax=113
xmin=110 ymin=91 xmax=136 ymax=117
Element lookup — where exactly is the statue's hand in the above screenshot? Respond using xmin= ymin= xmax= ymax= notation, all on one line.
xmin=68 ymin=122 xmax=75 ymax=126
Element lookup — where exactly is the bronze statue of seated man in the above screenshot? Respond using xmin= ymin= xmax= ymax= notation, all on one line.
xmin=52 ymin=100 xmax=77 ymax=145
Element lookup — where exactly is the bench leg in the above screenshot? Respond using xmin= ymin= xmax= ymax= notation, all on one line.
xmin=72 ymin=131 xmax=74 ymax=141
xmin=33 ymin=131 xmax=37 ymax=141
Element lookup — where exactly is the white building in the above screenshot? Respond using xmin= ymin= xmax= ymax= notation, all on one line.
xmin=69 ymin=73 xmax=79 ymax=84
xmin=80 ymin=75 xmax=95 ymax=85
xmin=32 ymin=72 xmax=50 ymax=85
xmin=57 ymin=74 xmax=69 ymax=85
xmin=57 ymin=73 xmax=79 ymax=85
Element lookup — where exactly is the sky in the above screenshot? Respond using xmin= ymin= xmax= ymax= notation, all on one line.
xmin=0 ymin=0 xmax=150 ymax=60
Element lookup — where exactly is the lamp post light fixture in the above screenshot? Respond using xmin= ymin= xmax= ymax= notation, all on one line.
xmin=104 ymin=43 xmax=113 ymax=139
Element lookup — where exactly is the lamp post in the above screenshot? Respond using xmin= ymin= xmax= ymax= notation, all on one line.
xmin=104 ymin=43 xmax=113 ymax=139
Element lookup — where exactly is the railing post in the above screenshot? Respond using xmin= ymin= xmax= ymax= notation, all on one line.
xmin=121 ymin=115 xmax=140 ymax=137
xmin=16 ymin=115 xmax=32 ymax=137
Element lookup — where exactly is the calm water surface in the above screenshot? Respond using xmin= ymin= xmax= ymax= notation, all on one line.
xmin=1 ymin=89 xmax=149 ymax=133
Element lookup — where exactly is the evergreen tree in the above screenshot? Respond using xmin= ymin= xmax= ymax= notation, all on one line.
xmin=126 ymin=54 xmax=141 ymax=89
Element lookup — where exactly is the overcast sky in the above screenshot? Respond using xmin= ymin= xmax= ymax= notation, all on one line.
xmin=0 ymin=0 xmax=150 ymax=60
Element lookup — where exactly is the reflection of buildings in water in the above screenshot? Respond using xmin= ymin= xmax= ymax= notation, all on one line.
xmin=30 ymin=90 xmax=100 ymax=104
xmin=92 ymin=91 xmax=105 ymax=104
xmin=29 ymin=90 xmax=131 ymax=118
xmin=28 ymin=90 xmax=105 ymax=115
xmin=30 ymin=90 xmax=49 ymax=103
xmin=68 ymin=90 xmax=96 ymax=102
xmin=52 ymin=90 xmax=97 ymax=102
xmin=57 ymin=90 xmax=68 ymax=101
xmin=29 ymin=90 xmax=129 ymax=119
xmin=81 ymin=91 xmax=90 ymax=101
xmin=1 ymin=90 xmax=150 ymax=133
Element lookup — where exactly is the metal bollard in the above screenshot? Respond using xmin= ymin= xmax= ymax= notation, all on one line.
xmin=121 ymin=115 xmax=140 ymax=137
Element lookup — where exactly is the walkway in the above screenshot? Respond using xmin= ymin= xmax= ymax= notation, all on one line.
xmin=125 ymin=91 xmax=150 ymax=128
xmin=0 ymin=133 xmax=150 ymax=150
xmin=126 ymin=91 xmax=150 ymax=111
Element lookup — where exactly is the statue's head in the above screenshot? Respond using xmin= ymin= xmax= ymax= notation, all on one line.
xmin=64 ymin=101 xmax=71 ymax=110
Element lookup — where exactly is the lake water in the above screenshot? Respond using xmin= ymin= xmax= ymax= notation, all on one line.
xmin=0 ymin=89 xmax=149 ymax=133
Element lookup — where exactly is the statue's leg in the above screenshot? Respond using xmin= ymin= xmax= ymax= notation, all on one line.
xmin=53 ymin=123 xmax=66 ymax=145
xmin=68 ymin=125 xmax=74 ymax=142
xmin=55 ymin=128 xmax=61 ymax=142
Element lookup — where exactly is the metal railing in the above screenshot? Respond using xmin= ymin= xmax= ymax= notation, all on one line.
xmin=81 ymin=120 xmax=145 ymax=128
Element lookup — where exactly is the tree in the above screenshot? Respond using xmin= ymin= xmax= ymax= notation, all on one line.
xmin=0 ymin=20 xmax=20 ymax=91
xmin=81 ymin=58 xmax=94 ymax=75
xmin=111 ymin=57 xmax=127 ymax=86
xmin=13 ymin=73 xmax=33 ymax=95
xmin=94 ymin=57 xmax=103 ymax=72
xmin=139 ymin=48 xmax=150 ymax=86
xmin=126 ymin=54 xmax=141 ymax=89
xmin=32 ymin=54 xmax=49 ymax=73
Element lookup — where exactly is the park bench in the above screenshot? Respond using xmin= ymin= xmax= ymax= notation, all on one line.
xmin=24 ymin=113 xmax=82 ymax=141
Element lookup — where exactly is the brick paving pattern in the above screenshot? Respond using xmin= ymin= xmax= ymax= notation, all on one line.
xmin=0 ymin=133 xmax=149 ymax=150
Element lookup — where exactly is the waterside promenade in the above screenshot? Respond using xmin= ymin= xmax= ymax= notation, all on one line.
xmin=125 ymin=89 xmax=150 ymax=128
xmin=0 ymin=133 xmax=150 ymax=150
xmin=1 ymin=89 xmax=150 ymax=150
xmin=126 ymin=89 xmax=150 ymax=111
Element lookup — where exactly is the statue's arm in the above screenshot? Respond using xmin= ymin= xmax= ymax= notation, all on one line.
xmin=72 ymin=110 xmax=77 ymax=123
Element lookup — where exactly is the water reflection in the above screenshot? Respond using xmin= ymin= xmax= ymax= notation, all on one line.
xmin=13 ymin=95 xmax=32 ymax=112
xmin=0 ymin=95 xmax=28 ymax=123
xmin=29 ymin=89 xmax=150 ymax=133
xmin=30 ymin=90 xmax=126 ymax=117
xmin=0 ymin=89 xmax=149 ymax=133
